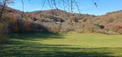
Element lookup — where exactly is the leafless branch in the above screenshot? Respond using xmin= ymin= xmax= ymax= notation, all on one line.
xmin=20 ymin=0 xmax=24 ymax=18
xmin=41 ymin=0 xmax=46 ymax=10
xmin=74 ymin=0 xmax=81 ymax=13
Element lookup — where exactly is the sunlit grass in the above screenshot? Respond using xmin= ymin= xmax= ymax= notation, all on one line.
xmin=1 ymin=33 xmax=122 ymax=57
xmin=40 ymin=33 xmax=122 ymax=48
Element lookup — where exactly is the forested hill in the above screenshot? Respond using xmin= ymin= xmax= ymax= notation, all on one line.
xmin=1 ymin=6 xmax=122 ymax=34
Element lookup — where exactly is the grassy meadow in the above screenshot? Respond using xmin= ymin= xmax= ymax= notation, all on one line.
xmin=0 ymin=33 xmax=122 ymax=57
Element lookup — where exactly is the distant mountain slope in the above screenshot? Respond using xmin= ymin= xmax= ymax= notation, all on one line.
xmin=28 ymin=9 xmax=96 ymax=22
xmin=95 ymin=10 xmax=122 ymax=25
xmin=94 ymin=10 xmax=122 ymax=34
xmin=1 ymin=6 xmax=122 ymax=34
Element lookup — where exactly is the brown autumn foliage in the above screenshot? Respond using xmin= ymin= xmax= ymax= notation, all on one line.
xmin=1 ymin=5 xmax=122 ymax=36
xmin=0 ymin=15 xmax=9 ymax=42
xmin=94 ymin=10 xmax=122 ymax=34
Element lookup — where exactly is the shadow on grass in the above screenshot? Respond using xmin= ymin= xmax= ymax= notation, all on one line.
xmin=0 ymin=39 xmax=120 ymax=57
xmin=8 ymin=33 xmax=64 ymax=40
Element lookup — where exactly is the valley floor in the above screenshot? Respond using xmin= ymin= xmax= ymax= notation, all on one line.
xmin=1 ymin=33 xmax=122 ymax=57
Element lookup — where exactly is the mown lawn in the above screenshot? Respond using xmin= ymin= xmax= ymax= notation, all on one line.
xmin=0 ymin=33 xmax=122 ymax=57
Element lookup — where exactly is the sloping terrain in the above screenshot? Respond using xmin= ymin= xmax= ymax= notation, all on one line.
xmin=0 ymin=6 xmax=122 ymax=34
xmin=94 ymin=10 xmax=122 ymax=34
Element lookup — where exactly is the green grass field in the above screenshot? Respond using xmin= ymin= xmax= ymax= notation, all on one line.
xmin=1 ymin=33 xmax=122 ymax=57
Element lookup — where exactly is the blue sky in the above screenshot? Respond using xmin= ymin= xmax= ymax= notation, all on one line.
xmin=8 ymin=0 xmax=122 ymax=15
